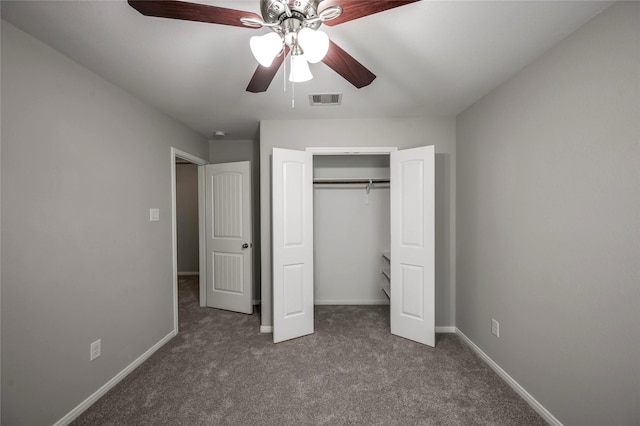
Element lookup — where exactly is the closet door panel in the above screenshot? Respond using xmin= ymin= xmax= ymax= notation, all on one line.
xmin=400 ymin=160 xmax=424 ymax=247
xmin=400 ymin=264 xmax=424 ymax=319
xmin=390 ymin=145 xmax=435 ymax=347
xmin=283 ymin=264 xmax=305 ymax=316
xmin=282 ymin=161 xmax=305 ymax=246
xmin=272 ymin=148 xmax=314 ymax=343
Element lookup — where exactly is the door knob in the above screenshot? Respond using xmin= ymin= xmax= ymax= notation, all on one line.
xmin=242 ymin=243 xmax=249 ymax=249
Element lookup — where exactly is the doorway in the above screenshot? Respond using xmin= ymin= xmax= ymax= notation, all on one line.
xmin=171 ymin=147 xmax=207 ymax=333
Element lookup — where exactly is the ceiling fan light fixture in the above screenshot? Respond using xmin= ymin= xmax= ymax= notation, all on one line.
xmin=129 ymin=0 xmax=415 ymax=94
xmin=297 ymin=28 xmax=329 ymax=64
xmin=250 ymin=32 xmax=283 ymax=67
xmin=289 ymin=53 xmax=313 ymax=82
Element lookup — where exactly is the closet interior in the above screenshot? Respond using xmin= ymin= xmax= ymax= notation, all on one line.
xmin=312 ymin=154 xmax=391 ymax=305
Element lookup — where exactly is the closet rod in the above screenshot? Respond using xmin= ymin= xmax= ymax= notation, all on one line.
xmin=312 ymin=178 xmax=390 ymax=184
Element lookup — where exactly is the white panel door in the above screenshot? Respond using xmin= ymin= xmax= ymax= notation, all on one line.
xmin=205 ymin=161 xmax=253 ymax=314
xmin=272 ymin=148 xmax=314 ymax=343
xmin=390 ymin=146 xmax=435 ymax=346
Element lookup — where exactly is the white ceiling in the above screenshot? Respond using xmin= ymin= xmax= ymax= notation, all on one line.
xmin=1 ymin=0 xmax=613 ymax=140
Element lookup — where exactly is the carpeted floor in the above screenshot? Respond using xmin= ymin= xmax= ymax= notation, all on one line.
xmin=72 ymin=276 xmax=546 ymax=425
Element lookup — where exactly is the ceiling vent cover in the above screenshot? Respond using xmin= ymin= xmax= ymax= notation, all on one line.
xmin=309 ymin=93 xmax=342 ymax=106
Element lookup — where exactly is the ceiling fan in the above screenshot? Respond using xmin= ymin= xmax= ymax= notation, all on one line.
xmin=128 ymin=0 xmax=418 ymax=93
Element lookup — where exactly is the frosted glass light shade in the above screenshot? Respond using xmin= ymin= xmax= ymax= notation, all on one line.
xmin=297 ymin=28 xmax=329 ymax=63
xmin=249 ymin=32 xmax=283 ymax=67
xmin=289 ymin=54 xmax=312 ymax=82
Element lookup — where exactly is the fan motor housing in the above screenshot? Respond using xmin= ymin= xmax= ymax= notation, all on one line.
xmin=261 ymin=0 xmax=322 ymax=29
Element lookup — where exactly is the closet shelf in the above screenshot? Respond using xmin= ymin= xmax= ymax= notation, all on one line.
xmin=381 ymin=276 xmax=391 ymax=299
xmin=381 ymin=250 xmax=391 ymax=299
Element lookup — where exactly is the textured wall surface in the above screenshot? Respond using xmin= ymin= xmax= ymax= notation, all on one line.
xmin=1 ymin=22 xmax=207 ymax=425
xmin=456 ymin=3 xmax=639 ymax=424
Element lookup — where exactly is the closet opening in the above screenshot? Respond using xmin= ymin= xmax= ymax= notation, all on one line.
xmin=312 ymin=154 xmax=391 ymax=308
xmin=272 ymin=145 xmax=434 ymax=346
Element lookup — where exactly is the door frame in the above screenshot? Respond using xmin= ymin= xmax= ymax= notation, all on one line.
xmin=307 ymin=147 xmax=397 ymax=156
xmin=171 ymin=147 xmax=208 ymax=333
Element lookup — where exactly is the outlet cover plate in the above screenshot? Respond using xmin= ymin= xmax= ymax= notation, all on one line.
xmin=90 ymin=339 xmax=101 ymax=361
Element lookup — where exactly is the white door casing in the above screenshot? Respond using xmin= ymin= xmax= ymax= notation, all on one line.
xmin=272 ymin=148 xmax=314 ymax=343
xmin=205 ymin=161 xmax=253 ymax=314
xmin=390 ymin=146 xmax=435 ymax=346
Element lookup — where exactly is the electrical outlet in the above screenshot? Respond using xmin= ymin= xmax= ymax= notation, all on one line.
xmin=90 ymin=339 xmax=101 ymax=361
xmin=491 ymin=319 xmax=500 ymax=337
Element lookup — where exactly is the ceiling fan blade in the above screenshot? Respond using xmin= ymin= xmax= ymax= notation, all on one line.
xmin=318 ymin=0 xmax=419 ymax=26
xmin=322 ymin=40 xmax=376 ymax=89
xmin=246 ymin=48 xmax=290 ymax=93
xmin=128 ymin=0 xmax=262 ymax=28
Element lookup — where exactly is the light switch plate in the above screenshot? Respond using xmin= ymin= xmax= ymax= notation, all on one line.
xmin=491 ymin=319 xmax=500 ymax=337
xmin=149 ymin=208 xmax=160 ymax=222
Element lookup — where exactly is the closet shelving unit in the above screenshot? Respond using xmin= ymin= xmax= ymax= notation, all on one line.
xmin=381 ymin=250 xmax=391 ymax=299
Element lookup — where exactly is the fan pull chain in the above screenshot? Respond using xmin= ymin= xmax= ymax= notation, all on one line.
xmin=290 ymin=53 xmax=295 ymax=108
xmin=283 ymin=50 xmax=287 ymax=92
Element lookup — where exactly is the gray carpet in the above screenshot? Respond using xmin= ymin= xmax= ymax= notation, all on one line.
xmin=72 ymin=276 xmax=546 ymax=425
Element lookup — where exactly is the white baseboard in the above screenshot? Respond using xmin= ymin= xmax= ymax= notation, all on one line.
xmin=261 ymin=325 xmax=455 ymax=334
xmin=314 ymin=300 xmax=389 ymax=305
xmin=455 ymin=329 xmax=562 ymax=426
xmin=54 ymin=330 xmax=177 ymax=426
xmin=177 ymin=272 xmax=199 ymax=276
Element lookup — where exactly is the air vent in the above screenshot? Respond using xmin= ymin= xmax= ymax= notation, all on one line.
xmin=309 ymin=93 xmax=342 ymax=106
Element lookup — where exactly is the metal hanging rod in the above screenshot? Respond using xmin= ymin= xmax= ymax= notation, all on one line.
xmin=312 ymin=178 xmax=390 ymax=184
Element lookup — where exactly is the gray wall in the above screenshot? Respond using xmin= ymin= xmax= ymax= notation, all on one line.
xmin=1 ymin=22 xmax=208 ymax=425
xmin=176 ymin=163 xmax=199 ymax=274
xmin=260 ymin=117 xmax=456 ymax=328
xmin=456 ymin=3 xmax=639 ymax=425
xmin=0 ymin=30 xmax=3 ymax=421
xmin=209 ymin=139 xmax=261 ymax=302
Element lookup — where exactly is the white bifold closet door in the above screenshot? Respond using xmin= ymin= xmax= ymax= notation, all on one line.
xmin=390 ymin=145 xmax=435 ymax=347
xmin=272 ymin=146 xmax=434 ymax=346
xmin=272 ymin=149 xmax=314 ymax=343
